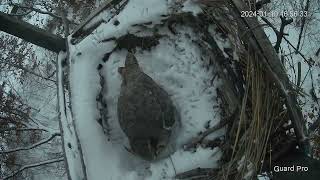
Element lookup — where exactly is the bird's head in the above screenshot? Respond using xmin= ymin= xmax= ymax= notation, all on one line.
xmin=125 ymin=52 xmax=140 ymax=70
xmin=118 ymin=52 xmax=141 ymax=84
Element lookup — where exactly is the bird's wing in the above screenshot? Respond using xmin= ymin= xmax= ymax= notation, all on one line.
xmin=118 ymin=81 xmax=163 ymax=138
xmin=139 ymin=74 xmax=176 ymax=129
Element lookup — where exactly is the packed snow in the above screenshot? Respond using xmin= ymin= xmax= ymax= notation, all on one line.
xmin=68 ymin=0 xmax=223 ymax=179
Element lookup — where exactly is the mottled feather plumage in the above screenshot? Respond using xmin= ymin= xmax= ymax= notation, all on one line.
xmin=117 ymin=52 xmax=177 ymax=160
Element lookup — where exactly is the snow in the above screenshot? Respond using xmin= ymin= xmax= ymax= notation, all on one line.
xmin=257 ymin=172 xmax=270 ymax=180
xmin=147 ymin=147 xmax=221 ymax=179
xmin=181 ymin=0 xmax=203 ymax=16
xmin=68 ymin=0 xmax=222 ymax=179
xmin=93 ymin=0 xmax=169 ymax=40
xmin=58 ymin=51 xmax=86 ymax=180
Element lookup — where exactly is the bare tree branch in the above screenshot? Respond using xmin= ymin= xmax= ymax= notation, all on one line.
xmin=2 ymin=157 xmax=64 ymax=180
xmin=0 ymin=127 xmax=48 ymax=133
xmin=261 ymin=16 xmax=312 ymax=66
xmin=8 ymin=3 xmax=62 ymax=19
xmin=5 ymin=2 xmax=78 ymax=25
xmin=274 ymin=16 xmax=293 ymax=53
xmin=296 ymin=0 xmax=310 ymax=52
xmin=8 ymin=10 xmax=32 ymax=17
xmin=0 ymin=132 xmax=60 ymax=154
xmin=309 ymin=114 xmax=320 ymax=132
xmin=184 ymin=109 xmax=238 ymax=150
xmin=316 ymin=48 xmax=320 ymax=56
xmin=71 ymin=0 xmax=126 ymax=44
xmin=175 ymin=168 xmax=219 ymax=179
xmin=3 ymin=61 xmax=56 ymax=83
xmin=58 ymin=7 xmax=70 ymax=37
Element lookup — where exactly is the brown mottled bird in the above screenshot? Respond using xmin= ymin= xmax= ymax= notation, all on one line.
xmin=117 ymin=52 xmax=177 ymax=161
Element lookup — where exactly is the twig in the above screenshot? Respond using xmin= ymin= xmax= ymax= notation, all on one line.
xmin=310 ymin=68 xmax=318 ymax=103
xmin=71 ymin=0 xmax=122 ymax=38
xmin=184 ymin=108 xmax=238 ymax=150
xmin=299 ymin=65 xmax=311 ymax=89
xmin=175 ymin=167 xmax=219 ymax=179
xmin=0 ymin=132 xmax=60 ymax=154
xmin=274 ymin=16 xmax=293 ymax=53
xmin=0 ymin=127 xmax=48 ymax=133
xmin=260 ymin=16 xmax=312 ymax=66
xmin=58 ymin=7 xmax=70 ymax=37
xmin=296 ymin=61 xmax=302 ymax=87
xmin=296 ymin=0 xmax=310 ymax=52
xmin=309 ymin=114 xmax=320 ymax=132
xmin=71 ymin=0 xmax=128 ymax=44
xmin=4 ymin=61 xmax=56 ymax=83
xmin=169 ymin=156 xmax=177 ymax=177
xmin=2 ymin=157 xmax=64 ymax=180
xmin=316 ymin=48 xmax=320 ymax=56
xmin=9 ymin=3 xmax=61 ymax=19
xmin=8 ymin=3 xmax=78 ymax=25
xmin=240 ymin=23 xmax=268 ymax=39
xmin=8 ymin=10 xmax=32 ymax=17
xmin=47 ymin=70 xmax=56 ymax=79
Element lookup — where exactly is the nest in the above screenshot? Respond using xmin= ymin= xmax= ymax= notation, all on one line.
xmin=68 ymin=0 xmax=309 ymax=179
xmin=174 ymin=1 xmax=308 ymax=180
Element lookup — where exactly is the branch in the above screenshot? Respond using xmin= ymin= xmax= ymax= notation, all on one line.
xmin=71 ymin=0 xmax=126 ymax=44
xmin=8 ymin=10 xmax=32 ymax=17
xmin=7 ymin=3 xmax=78 ymax=25
xmin=9 ymin=3 xmax=62 ymax=19
xmin=4 ymin=61 xmax=56 ymax=83
xmin=0 ymin=127 xmax=48 ymax=133
xmin=0 ymin=132 xmax=60 ymax=154
xmin=58 ymin=8 xmax=70 ymax=37
xmin=261 ymin=16 xmax=312 ymax=66
xmin=296 ymin=0 xmax=310 ymax=52
xmin=230 ymin=0 xmax=309 ymax=151
xmin=316 ymin=48 xmax=320 ymax=56
xmin=47 ymin=70 xmax=56 ymax=79
xmin=274 ymin=16 xmax=293 ymax=53
xmin=2 ymin=157 xmax=64 ymax=180
xmin=175 ymin=168 xmax=219 ymax=179
xmin=0 ymin=114 xmax=31 ymax=128
xmin=184 ymin=109 xmax=238 ymax=150
xmin=309 ymin=114 xmax=320 ymax=132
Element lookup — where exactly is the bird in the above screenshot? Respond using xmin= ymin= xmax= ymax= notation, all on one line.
xmin=117 ymin=52 xmax=178 ymax=161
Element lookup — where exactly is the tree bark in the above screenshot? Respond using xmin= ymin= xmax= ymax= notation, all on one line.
xmin=0 ymin=11 xmax=65 ymax=52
